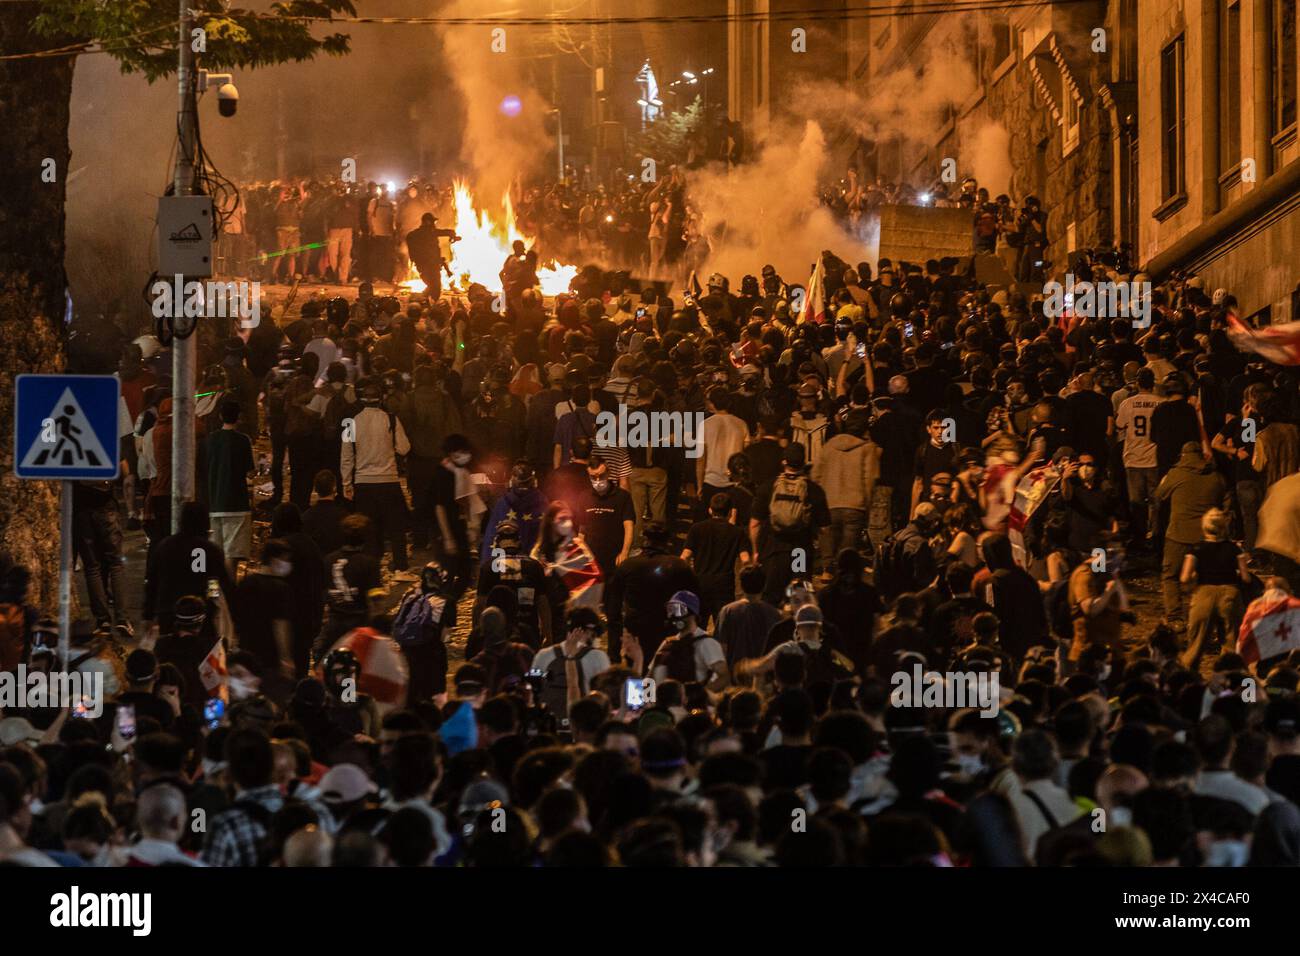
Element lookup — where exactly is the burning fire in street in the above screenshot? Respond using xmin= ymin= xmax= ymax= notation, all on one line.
xmin=402 ymin=181 xmax=578 ymax=297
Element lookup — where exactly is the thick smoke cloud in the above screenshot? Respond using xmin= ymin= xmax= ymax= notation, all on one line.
xmin=435 ymin=5 xmax=552 ymax=210
xmin=686 ymin=121 xmax=873 ymax=283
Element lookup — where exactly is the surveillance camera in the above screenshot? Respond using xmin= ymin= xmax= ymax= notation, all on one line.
xmin=216 ymin=82 xmax=239 ymax=117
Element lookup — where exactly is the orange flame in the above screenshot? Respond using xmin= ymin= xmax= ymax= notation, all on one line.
xmin=403 ymin=180 xmax=577 ymax=297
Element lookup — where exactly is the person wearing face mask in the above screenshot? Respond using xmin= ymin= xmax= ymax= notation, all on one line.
xmin=575 ymin=461 xmax=636 ymax=582
xmin=232 ymin=539 xmax=298 ymax=701
xmin=650 ymin=591 xmax=728 ymax=691
xmin=945 ymin=708 xmax=1012 ymax=801
xmin=1060 ymin=452 xmax=1113 ymax=557
xmin=531 ymin=503 xmax=604 ymax=641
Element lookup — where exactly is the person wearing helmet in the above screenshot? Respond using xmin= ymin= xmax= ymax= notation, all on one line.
xmin=789 ymin=379 xmax=830 ymax=467
xmin=649 ymin=591 xmax=728 ymax=690
xmin=480 ymin=461 xmax=547 ymax=568
xmin=408 ymin=212 xmax=461 ymax=301
xmin=467 ymin=363 xmax=526 ymax=464
xmin=319 ymin=646 xmax=380 ymax=738
xmin=391 ymin=560 xmax=453 ymax=703
xmin=473 ymin=519 xmax=550 ymax=646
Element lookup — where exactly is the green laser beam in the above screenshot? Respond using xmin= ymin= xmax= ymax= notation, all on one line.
xmin=258 ymin=242 xmax=327 ymax=261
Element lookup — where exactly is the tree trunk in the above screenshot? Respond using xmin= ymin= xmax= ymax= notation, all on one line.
xmin=0 ymin=5 xmax=75 ymax=611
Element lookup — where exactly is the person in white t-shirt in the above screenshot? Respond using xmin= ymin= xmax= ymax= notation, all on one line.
xmin=650 ymin=591 xmax=728 ymax=691
xmin=698 ymin=388 xmax=750 ymax=513
xmin=1115 ymin=367 xmax=1165 ymax=545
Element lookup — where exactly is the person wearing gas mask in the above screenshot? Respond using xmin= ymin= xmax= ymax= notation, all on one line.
xmin=789 ymin=380 xmax=830 ymax=467
xmin=342 ymin=378 xmax=413 ymax=580
xmin=319 ymin=646 xmax=380 ymax=740
xmin=474 ymin=520 xmax=551 ymax=646
xmin=650 ymin=591 xmax=728 ymax=691
xmin=468 ymin=365 xmax=526 ymax=463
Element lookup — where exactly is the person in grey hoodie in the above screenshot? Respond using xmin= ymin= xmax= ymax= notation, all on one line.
xmin=1155 ymin=440 xmax=1228 ymax=628
xmin=811 ymin=409 xmax=878 ymax=573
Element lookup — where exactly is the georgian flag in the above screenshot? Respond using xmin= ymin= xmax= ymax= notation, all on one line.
xmin=1007 ymin=464 xmax=1060 ymax=568
xmin=198 ymin=639 xmax=228 ymax=703
xmin=798 ymin=254 xmax=827 ymax=325
xmin=1237 ymin=588 xmax=1300 ymax=664
xmin=1226 ymin=313 xmax=1300 ymax=365
xmin=551 ymin=535 xmax=603 ymax=607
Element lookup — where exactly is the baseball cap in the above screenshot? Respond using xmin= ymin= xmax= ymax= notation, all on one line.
xmin=318 ymin=763 xmax=377 ymax=804
xmin=794 ymin=605 xmax=824 ymax=627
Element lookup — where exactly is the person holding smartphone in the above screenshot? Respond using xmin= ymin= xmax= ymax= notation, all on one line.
xmin=531 ymin=607 xmax=611 ymax=730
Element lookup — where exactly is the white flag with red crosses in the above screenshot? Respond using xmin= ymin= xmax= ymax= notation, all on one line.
xmin=1237 ymin=589 xmax=1300 ymax=665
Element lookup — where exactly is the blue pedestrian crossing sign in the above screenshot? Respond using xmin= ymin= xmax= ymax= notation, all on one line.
xmin=14 ymin=374 xmax=121 ymax=480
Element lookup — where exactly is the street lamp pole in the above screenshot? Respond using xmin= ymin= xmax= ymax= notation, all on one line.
xmin=171 ymin=0 xmax=198 ymax=532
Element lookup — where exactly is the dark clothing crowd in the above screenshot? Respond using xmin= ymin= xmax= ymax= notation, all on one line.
xmin=7 ymin=205 xmax=1300 ymax=869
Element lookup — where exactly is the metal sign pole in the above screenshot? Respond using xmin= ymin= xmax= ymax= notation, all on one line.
xmin=59 ymin=480 xmax=72 ymax=671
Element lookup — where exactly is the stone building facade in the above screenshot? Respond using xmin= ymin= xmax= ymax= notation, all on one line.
xmin=1137 ymin=0 xmax=1300 ymax=323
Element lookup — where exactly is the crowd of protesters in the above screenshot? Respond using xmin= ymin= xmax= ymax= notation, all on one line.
xmin=9 ymin=181 xmax=1300 ymax=867
xmin=220 ymin=165 xmax=702 ymax=288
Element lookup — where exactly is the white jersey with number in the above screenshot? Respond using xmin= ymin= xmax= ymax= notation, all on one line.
xmin=1116 ymin=393 xmax=1165 ymax=468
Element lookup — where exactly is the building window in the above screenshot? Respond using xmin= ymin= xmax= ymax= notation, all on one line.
xmin=1062 ymin=91 xmax=1081 ymax=155
xmin=1161 ymin=36 xmax=1186 ymax=200
xmin=1220 ymin=1 xmax=1242 ymax=176
xmin=989 ymin=16 xmax=1015 ymax=77
xmin=1274 ymin=0 xmax=1298 ymax=135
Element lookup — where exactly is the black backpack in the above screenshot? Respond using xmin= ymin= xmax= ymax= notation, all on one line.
xmin=874 ymin=527 xmax=934 ymax=599
xmin=791 ymin=640 xmax=841 ymax=685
